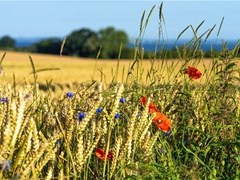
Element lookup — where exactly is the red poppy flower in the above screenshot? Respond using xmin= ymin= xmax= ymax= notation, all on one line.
xmin=153 ymin=112 xmax=172 ymax=132
xmin=141 ymin=96 xmax=147 ymax=106
xmin=148 ymin=102 xmax=158 ymax=113
xmin=95 ymin=148 xmax=114 ymax=160
xmin=141 ymin=96 xmax=158 ymax=113
xmin=184 ymin=66 xmax=202 ymax=79
xmin=141 ymin=96 xmax=172 ymax=132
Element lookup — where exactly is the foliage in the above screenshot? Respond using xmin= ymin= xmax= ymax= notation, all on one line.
xmin=0 ymin=35 xmax=16 ymax=49
xmin=98 ymin=27 xmax=130 ymax=59
xmin=63 ymin=28 xmax=101 ymax=57
xmin=0 ymin=3 xmax=240 ymax=180
xmin=27 ymin=38 xmax=62 ymax=55
xmin=22 ymin=27 xmax=132 ymax=59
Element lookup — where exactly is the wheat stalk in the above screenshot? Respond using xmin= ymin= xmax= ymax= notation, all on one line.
xmin=21 ymin=143 xmax=47 ymax=178
xmin=109 ymin=84 xmax=124 ymax=123
xmin=126 ymin=107 xmax=138 ymax=164
xmin=35 ymin=147 xmax=57 ymax=174
xmin=138 ymin=117 xmax=152 ymax=145
xmin=145 ymin=130 xmax=160 ymax=159
xmin=45 ymin=166 xmax=54 ymax=180
xmin=110 ymin=135 xmax=122 ymax=179
xmin=77 ymin=100 xmax=102 ymax=133
xmin=0 ymin=118 xmax=12 ymax=160
xmin=12 ymin=119 xmax=33 ymax=170
xmin=75 ymin=133 xmax=84 ymax=171
xmin=133 ymin=97 xmax=150 ymax=142
xmin=10 ymin=99 xmax=25 ymax=148
xmin=83 ymin=132 xmax=101 ymax=164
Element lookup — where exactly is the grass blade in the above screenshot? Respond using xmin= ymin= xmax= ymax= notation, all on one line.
xmin=145 ymin=5 xmax=156 ymax=28
xmin=139 ymin=10 xmax=146 ymax=35
xmin=29 ymin=68 xmax=60 ymax=74
xmin=159 ymin=2 xmax=163 ymax=22
xmin=204 ymin=24 xmax=216 ymax=42
xmin=196 ymin=20 xmax=205 ymax=32
xmin=60 ymin=36 xmax=66 ymax=56
xmin=177 ymin=25 xmax=190 ymax=41
xmin=29 ymin=55 xmax=36 ymax=78
xmin=217 ymin=17 xmax=224 ymax=37
xmin=0 ymin=52 xmax=6 ymax=66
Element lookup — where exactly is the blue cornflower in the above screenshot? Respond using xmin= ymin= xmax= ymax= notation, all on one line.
xmin=0 ymin=97 xmax=8 ymax=103
xmin=114 ymin=113 xmax=120 ymax=119
xmin=96 ymin=108 xmax=103 ymax=114
xmin=56 ymin=139 xmax=61 ymax=145
xmin=78 ymin=112 xmax=86 ymax=121
xmin=120 ymin=97 xmax=126 ymax=103
xmin=179 ymin=134 xmax=188 ymax=144
xmin=0 ymin=160 xmax=12 ymax=171
xmin=66 ymin=92 xmax=74 ymax=98
xmin=163 ymin=130 xmax=171 ymax=136
xmin=137 ymin=112 xmax=141 ymax=117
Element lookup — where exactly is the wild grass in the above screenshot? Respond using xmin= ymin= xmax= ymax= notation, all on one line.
xmin=0 ymin=3 xmax=240 ymax=180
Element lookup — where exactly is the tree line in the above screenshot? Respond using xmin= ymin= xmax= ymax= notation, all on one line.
xmin=0 ymin=27 xmax=133 ymax=59
xmin=0 ymin=27 xmax=238 ymax=59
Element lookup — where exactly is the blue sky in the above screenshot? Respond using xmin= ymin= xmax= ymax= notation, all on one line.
xmin=0 ymin=1 xmax=239 ymax=41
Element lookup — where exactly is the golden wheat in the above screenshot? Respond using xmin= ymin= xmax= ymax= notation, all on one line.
xmin=110 ymin=135 xmax=122 ymax=178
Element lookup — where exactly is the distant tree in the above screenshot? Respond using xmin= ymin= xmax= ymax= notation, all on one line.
xmin=29 ymin=38 xmax=62 ymax=54
xmin=0 ymin=35 xmax=16 ymax=48
xmin=63 ymin=28 xmax=100 ymax=57
xmin=98 ymin=27 xmax=130 ymax=59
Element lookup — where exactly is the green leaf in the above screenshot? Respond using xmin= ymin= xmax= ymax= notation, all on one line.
xmin=225 ymin=62 xmax=236 ymax=71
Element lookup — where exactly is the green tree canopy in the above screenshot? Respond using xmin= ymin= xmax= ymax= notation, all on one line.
xmin=0 ymin=35 xmax=16 ymax=48
xmin=98 ymin=27 xmax=130 ymax=59
xmin=63 ymin=28 xmax=100 ymax=57
xmin=29 ymin=38 xmax=62 ymax=54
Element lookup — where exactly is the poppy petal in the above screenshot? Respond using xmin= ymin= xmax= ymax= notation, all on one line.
xmin=184 ymin=66 xmax=202 ymax=79
xmin=95 ymin=148 xmax=114 ymax=160
xmin=141 ymin=96 xmax=147 ymax=106
xmin=149 ymin=102 xmax=158 ymax=113
xmin=153 ymin=112 xmax=171 ymax=132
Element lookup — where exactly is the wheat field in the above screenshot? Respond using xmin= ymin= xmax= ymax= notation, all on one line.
xmin=1 ymin=51 xmax=127 ymax=85
xmin=0 ymin=50 xmax=226 ymax=87
xmin=0 ymin=51 xmax=153 ymax=84
xmin=0 ymin=48 xmax=239 ymax=180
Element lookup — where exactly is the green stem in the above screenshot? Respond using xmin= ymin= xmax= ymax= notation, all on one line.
xmin=103 ymin=124 xmax=112 ymax=179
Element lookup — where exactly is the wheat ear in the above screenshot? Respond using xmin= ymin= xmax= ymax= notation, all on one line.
xmin=110 ymin=135 xmax=122 ymax=179
xmin=77 ymin=100 xmax=102 ymax=133
xmin=10 ymin=99 xmax=25 ymax=148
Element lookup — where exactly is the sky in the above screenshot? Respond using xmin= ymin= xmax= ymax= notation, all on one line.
xmin=0 ymin=0 xmax=239 ymax=41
